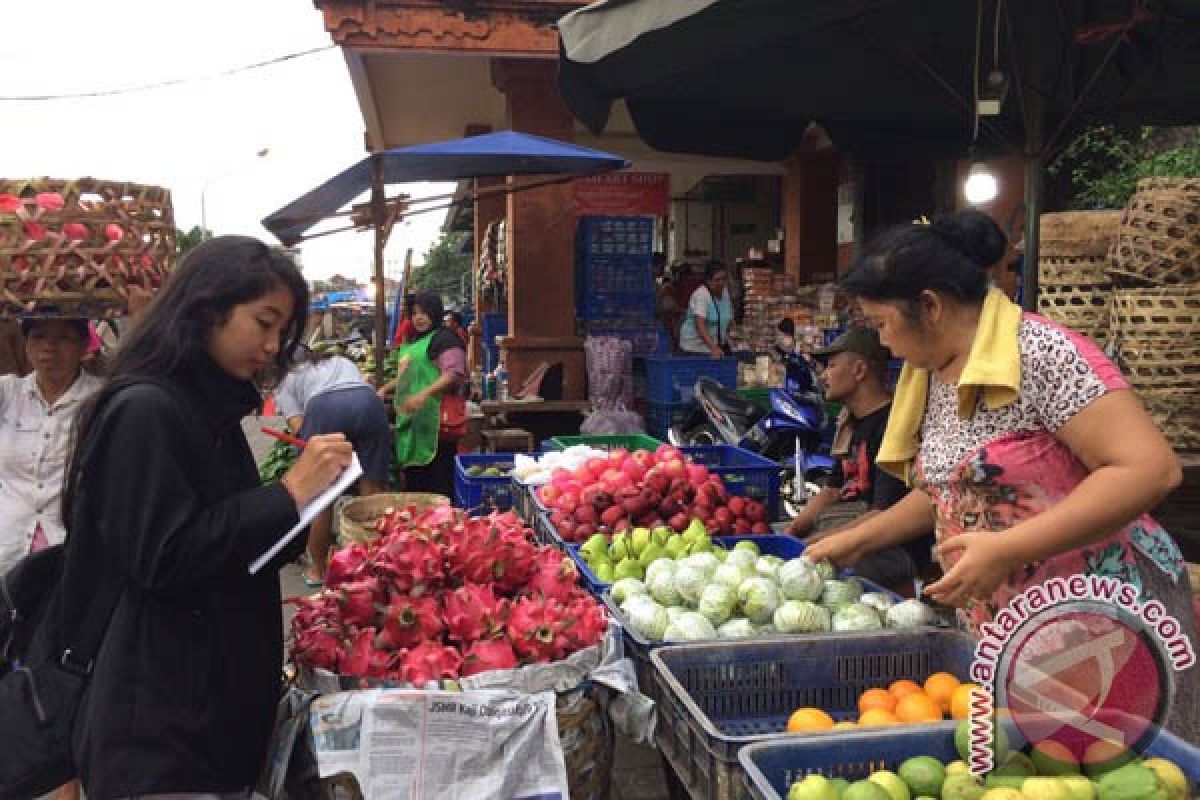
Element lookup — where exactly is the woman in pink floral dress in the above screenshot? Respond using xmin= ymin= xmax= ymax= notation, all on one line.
xmin=807 ymin=211 xmax=1198 ymax=745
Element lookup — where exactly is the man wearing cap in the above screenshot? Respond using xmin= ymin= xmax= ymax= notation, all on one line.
xmin=789 ymin=327 xmax=932 ymax=591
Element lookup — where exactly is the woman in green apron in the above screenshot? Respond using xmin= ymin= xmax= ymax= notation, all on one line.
xmin=380 ymin=292 xmax=466 ymax=496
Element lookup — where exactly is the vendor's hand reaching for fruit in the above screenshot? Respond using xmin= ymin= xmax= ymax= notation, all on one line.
xmin=924 ymin=533 xmax=1016 ymax=608
xmin=281 ymin=433 xmax=353 ymax=508
xmin=801 ymin=526 xmax=872 ymax=567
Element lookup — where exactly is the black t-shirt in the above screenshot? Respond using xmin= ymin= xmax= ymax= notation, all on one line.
xmin=829 ymin=404 xmax=907 ymax=511
xmin=829 ymin=403 xmax=934 ymax=568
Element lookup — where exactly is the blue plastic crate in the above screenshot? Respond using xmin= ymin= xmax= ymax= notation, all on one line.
xmin=512 ymin=481 xmax=541 ymax=524
xmin=609 ymin=575 xmax=906 ymax=716
xmin=577 ymin=215 xmax=654 ymax=257
xmin=579 ymin=289 xmax=656 ymax=321
xmin=453 ymin=454 xmax=516 ymax=512
xmin=642 ymin=356 xmax=738 ymax=405
xmin=532 ymin=510 xmax=565 ymax=550
xmin=571 ymin=534 xmax=806 ymax=597
xmin=645 ymin=402 xmax=689 ymax=440
xmin=481 ymin=312 xmax=507 ymax=346
xmin=579 ymin=254 xmax=654 ymax=295
xmin=682 ymin=445 xmax=782 ymax=521
xmin=739 ymin=726 xmax=1200 ymax=800
xmin=583 ymin=323 xmax=670 ymax=356
xmin=653 ymin=630 xmax=975 ymax=800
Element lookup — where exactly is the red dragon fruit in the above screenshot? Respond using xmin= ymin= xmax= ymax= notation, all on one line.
xmin=441 ymin=584 xmax=510 ymax=643
xmin=325 ymin=542 xmax=373 ymax=589
xmin=461 ymin=638 xmax=519 ymax=677
xmin=337 ymin=577 xmax=383 ymax=628
xmin=339 ymin=627 xmax=382 ymax=677
xmin=507 ymin=595 xmax=571 ymax=664
xmin=286 ymin=592 xmax=341 ymax=634
xmin=446 ymin=520 xmax=537 ymax=593
xmin=562 ymin=591 xmax=608 ymax=651
xmin=398 ymin=641 xmax=462 ymax=685
xmin=292 ymin=624 xmax=343 ymax=671
xmin=374 ymin=529 xmax=445 ymax=594
xmin=377 ymin=594 xmax=444 ymax=650
xmin=525 ymin=550 xmax=580 ymax=603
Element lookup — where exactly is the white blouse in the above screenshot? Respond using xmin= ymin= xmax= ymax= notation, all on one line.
xmin=0 ymin=370 xmax=102 ymax=573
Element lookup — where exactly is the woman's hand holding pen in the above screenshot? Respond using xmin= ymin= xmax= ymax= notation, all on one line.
xmin=280 ymin=433 xmax=353 ymax=508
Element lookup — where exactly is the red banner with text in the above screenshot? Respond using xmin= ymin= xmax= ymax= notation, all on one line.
xmin=575 ymin=172 xmax=670 ymax=216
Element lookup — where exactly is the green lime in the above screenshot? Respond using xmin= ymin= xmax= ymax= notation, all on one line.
xmin=898 ymin=757 xmax=946 ymax=799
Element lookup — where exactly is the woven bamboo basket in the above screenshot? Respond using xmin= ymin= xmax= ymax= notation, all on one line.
xmin=1038 ymin=255 xmax=1113 ymax=287
xmin=0 ymin=177 xmax=175 ymax=316
xmin=1139 ymin=388 xmax=1200 ymax=452
xmin=1111 ymin=177 xmax=1200 ymax=286
xmin=1116 ymin=338 xmax=1200 ymax=390
xmin=336 ymin=492 xmax=451 ymax=544
xmin=1110 ymin=286 xmax=1200 ymax=340
xmin=557 ymin=687 xmax=614 ymax=800
xmin=1039 ymin=210 xmax=1122 ymax=258
xmin=1036 ymin=284 xmax=1111 ymax=341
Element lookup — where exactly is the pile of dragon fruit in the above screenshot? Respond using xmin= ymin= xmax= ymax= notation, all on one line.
xmin=288 ymin=507 xmax=608 ymax=684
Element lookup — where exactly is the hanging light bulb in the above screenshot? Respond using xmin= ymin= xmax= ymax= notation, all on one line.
xmin=963 ymin=162 xmax=998 ymax=205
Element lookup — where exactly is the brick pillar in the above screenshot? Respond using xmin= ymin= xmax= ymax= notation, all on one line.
xmin=491 ymin=58 xmax=585 ymax=400
xmin=783 ymin=151 xmax=840 ymax=284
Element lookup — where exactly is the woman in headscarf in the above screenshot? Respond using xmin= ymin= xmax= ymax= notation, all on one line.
xmin=379 ymin=291 xmax=467 ymax=497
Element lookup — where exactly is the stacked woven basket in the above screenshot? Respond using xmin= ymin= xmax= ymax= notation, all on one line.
xmin=0 ymin=177 xmax=175 ymax=317
xmin=1110 ymin=178 xmax=1200 ymax=453
xmin=1038 ymin=178 xmax=1200 ymax=452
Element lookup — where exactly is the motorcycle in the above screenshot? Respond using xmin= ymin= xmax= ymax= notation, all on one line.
xmin=667 ymin=351 xmax=835 ymax=519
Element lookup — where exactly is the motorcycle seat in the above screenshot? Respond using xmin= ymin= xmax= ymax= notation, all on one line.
xmin=697 ymin=380 xmax=760 ymax=420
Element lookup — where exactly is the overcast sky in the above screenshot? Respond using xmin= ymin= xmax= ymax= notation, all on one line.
xmin=0 ymin=1 xmax=451 ymax=282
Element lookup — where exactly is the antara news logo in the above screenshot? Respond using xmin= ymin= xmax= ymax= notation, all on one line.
xmin=965 ymin=574 xmax=1196 ymax=775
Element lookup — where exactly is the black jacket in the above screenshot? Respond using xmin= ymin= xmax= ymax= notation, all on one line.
xmin=65 ymin=355 xmax=301 ymax=798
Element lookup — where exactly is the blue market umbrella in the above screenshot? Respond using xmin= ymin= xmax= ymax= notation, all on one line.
xmin=262 ymin=130 xmax=629 ymax=383
xmin=262 ymin=130 xmax=629 ymax=246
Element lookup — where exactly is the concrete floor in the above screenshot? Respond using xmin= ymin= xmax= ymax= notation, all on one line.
xmin=246 ymin=416 xmax=675 ymax=800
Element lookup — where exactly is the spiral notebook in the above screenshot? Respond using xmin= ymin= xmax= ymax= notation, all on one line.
xmin=248 ymin=452 xmax=362 ymax=575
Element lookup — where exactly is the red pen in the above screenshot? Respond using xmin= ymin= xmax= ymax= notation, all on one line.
xmin=261 ymin=427 xmax=306 ymax=449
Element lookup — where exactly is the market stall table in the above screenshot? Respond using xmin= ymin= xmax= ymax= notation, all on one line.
xmin=480 ymin=399 xmax=592 ymax=449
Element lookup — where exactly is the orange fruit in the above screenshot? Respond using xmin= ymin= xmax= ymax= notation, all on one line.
xmin=858 ymin=708 xmax=900 ymax=727
xmin=924 ymin=672 xmax=961 ymax=713
xmin=894 ymin=691 xmax=944 ymax=723
xmin=950 ymin=683 xmax=985 ymax=720
xmin=786 ymin=707 xmax=835 ymax=733
xmin=889 ymin=679 xmax=923 ymax=701
xmin=858 ymin=688 xmax=897 ymax=715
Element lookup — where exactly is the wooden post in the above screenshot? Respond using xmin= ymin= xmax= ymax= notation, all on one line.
xmin=371 ymin=155 xmax=388 ymax=387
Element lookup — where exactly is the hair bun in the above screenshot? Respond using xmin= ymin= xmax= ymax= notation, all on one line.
xmin=931 ymin=210 xmax=1007 ymax=267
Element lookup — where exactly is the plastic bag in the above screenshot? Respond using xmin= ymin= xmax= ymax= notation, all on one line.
xmin=580 ymin=405 xmax=644 ymax=435
xmin=584 ymin=335 xmax=633 ymax=409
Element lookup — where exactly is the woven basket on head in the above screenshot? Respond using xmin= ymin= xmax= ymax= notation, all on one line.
xmin=1110 ymin=286 xmax=1200 ymax=340
xmin=336 ymin=492 xmax=451 ymax=544
xmin=0 ymin=177 xmax=175 ymax=317
xmin=557 ymin=688 xmax=613 ymax=800
xmin=1111 ymin=177 xmax=1200 ymax=286
xmin=1039 ymin=210 xmax=1122 ymax=259
xmin=1116 ymin=337 xmax=1200 ymax=390
xmin=1036 ymin=284 xmax=1111 ymax=341
xmin=1138 ymin=388 xmax=1200 ymax=452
